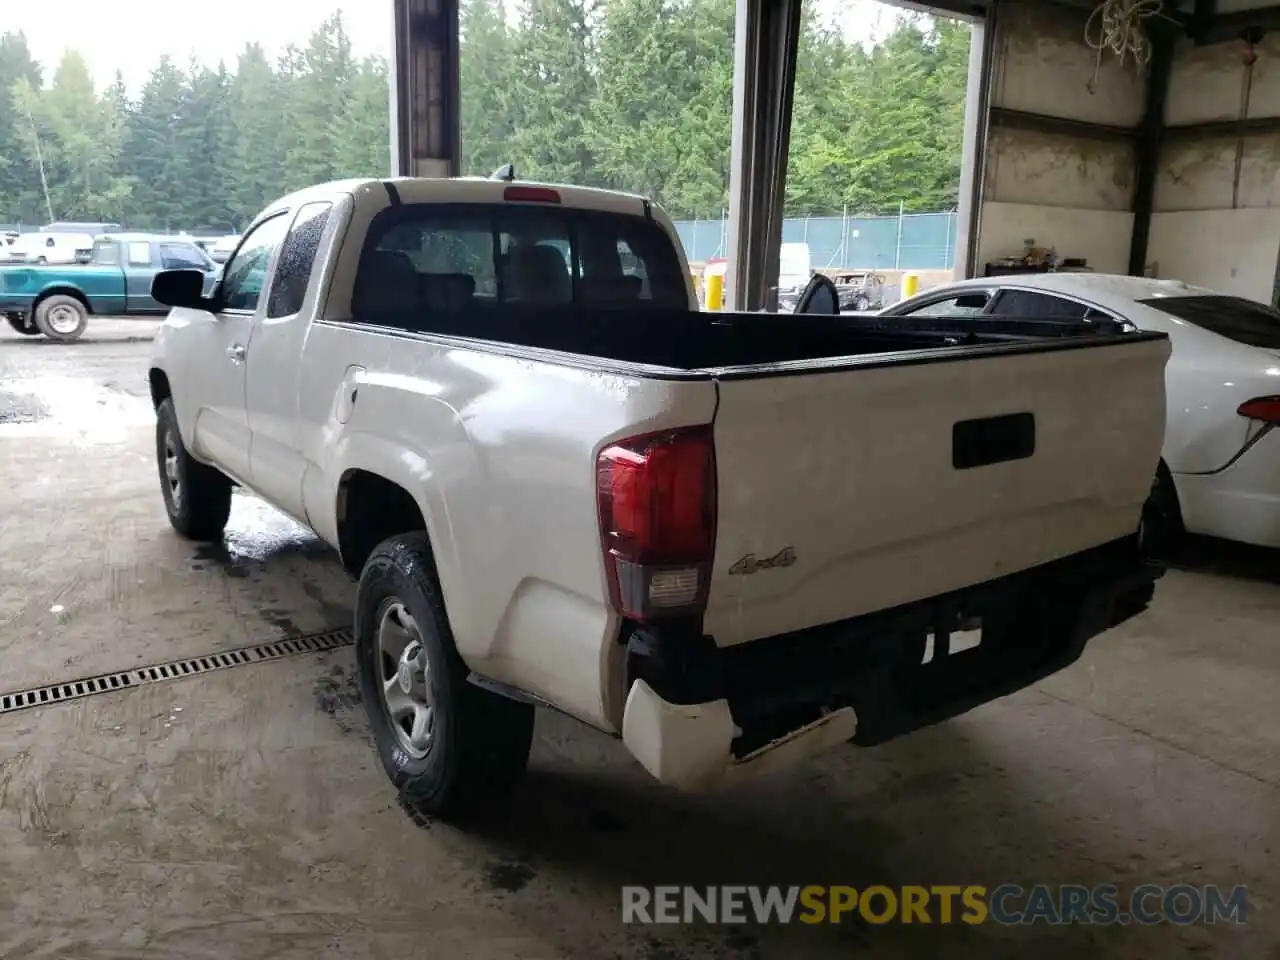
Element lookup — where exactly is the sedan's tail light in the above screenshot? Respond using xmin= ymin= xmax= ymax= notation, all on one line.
xmin=596 ymin=426 xmax=716 ymax=621
xmin=1237 ymin=397 xmax=1280 ymax=423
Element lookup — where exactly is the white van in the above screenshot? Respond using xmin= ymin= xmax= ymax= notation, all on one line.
xmin=7 ymin=232 xmax=94 ymax=265
xmin=775 ymin=242 xmax=813 ymax=311
xmin=209 ymin=234 xmax=241 ymax=263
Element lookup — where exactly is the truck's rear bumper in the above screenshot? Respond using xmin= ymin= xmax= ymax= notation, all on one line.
xmin=620 ymin=535 xmax=1161 ymax=791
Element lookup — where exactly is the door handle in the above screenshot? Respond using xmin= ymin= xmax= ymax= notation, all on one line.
xmin=227 ymin=343 xmax=246 ymax=363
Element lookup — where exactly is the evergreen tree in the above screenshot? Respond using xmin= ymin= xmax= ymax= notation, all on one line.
xmin=226 ymin=43 xmax=285 ymax=224
xmin=0 ymin=11 xmax=973 ymax=228
xmin=0 ymin=32 xmax=45 ymax=225
xmin=510 ymin=0 xmax=599 ymax=185
xmin=119 ymin=56 xmax=190 ymax=229
xmin=460 ymin=0 xmax=516 ymax=176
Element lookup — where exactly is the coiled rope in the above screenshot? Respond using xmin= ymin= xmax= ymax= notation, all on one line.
xmin=1084 ymin=0 xmax=1166 ymax=93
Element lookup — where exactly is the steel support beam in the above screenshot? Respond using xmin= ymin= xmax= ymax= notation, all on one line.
xmin=1187 ymin=0 xmax=1218 ymax=42
xmin=954 ymin=11 xmax=995 ymax=280
xmin=1128 ymin=24 xmax=1176 ymax=277
xmin=724 ymin=0 xmax=803 ymax=312
xmin=1165 ymin=113 xmax=1280 ymax=140
xmin=390 ymin=0 xmax=460 ymax=178
xmin=1194 ymin=4 xmax=1280 ymax=45
xmin=988 ymin=107 xmax=1136 ymax=143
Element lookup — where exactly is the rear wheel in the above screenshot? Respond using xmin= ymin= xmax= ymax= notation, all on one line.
xmin=356 ymin=532 xmax=534 ymax=821
xmin=5 ymin=313 xmax=37 ymax=336
xmin=155 ymin=398 xmax=232 ymax=541
xmin=852 ymin=294 xmax=870 ymax=312
xmin=34 ymin=294 xmax=88 ymax=342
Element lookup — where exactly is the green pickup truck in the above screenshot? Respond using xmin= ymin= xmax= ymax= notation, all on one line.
xmin=1 ymin=233 xmax=221 ymax=342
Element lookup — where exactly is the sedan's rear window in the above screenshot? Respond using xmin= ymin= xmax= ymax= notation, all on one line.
xmin=1139 ymin=294 xmax=1280 ymax=349
xmin=353 ymin=203 xmax=689 ymax=326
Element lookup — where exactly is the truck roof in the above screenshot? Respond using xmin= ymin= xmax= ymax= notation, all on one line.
xmin=257 ymin=177 xmax=655 ymax=228
xmin=93 ymin=231 xmax=206 ymax=244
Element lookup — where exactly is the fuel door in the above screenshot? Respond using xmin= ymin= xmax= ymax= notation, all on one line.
xmin=336 ymin=365 xmax=366 ymax=424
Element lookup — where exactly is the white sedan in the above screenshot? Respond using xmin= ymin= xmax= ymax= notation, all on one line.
xmin=883 ymin=273 xmax=1280 ymax=550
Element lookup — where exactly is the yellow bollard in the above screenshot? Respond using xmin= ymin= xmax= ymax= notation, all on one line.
xmin=900 ymin=272 xmax=920 ymax=301
xmin=706 ymin=272 xmax=724 ymax=311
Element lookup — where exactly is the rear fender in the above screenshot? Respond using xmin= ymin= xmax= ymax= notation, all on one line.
xmin=317 ymin=427 xmax=468 ymax=651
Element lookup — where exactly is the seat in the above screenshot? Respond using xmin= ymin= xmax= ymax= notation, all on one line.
xmin=504 ymin=244 xmax=572 ymax=303
xmin=419 ymin=272 xmax=477 ymax=313
xmin=580 ymin=275 xmax=643 ymax=305
xmin=352 ymin=249 xmax=419 ymax=316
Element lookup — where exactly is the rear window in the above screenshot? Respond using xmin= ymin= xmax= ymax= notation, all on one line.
xmin=1140 ymin=295 xmax=1280 ymax=349
xmin=352 ymin=203 xmax=688 ymax=325
xmin=160 ymin=242 xmax=212 ymax=270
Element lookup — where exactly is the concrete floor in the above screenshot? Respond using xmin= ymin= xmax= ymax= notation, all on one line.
xmin=1 ymin=319 xmax=1277 ymax=959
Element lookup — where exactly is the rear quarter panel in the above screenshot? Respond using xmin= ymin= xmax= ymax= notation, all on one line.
xmin=1134 ymin=307 xmax=1280 ymax=473
xmin=297 ymin=321 xmax=718 ymax=732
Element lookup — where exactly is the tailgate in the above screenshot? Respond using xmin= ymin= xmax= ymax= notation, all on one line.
xmin=703 ymin=335 xmax=1170 ymax=647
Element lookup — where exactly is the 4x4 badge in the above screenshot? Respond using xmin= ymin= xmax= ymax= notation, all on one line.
xmin=728 ymin=547 xmax=797 ymax=576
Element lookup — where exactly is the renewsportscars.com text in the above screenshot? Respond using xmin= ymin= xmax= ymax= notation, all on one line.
xmin=622 ymin=884 xmax=1248 ymax=926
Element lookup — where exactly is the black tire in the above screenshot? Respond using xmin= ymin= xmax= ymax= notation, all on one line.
xmin=1139 ymin=462 xmax=1183 ymax=562
xmin=5 ymin=313 xmax=38 ymax=336
xmin=155 ymin=397 xmax=232 ymax=541
xmin=853 ymin=294 xmax=870 ymax=312
xmin=34 ymin=294 xmax=88 ymax=342
xmin=356 ymin=533 xmax=534 ymax=820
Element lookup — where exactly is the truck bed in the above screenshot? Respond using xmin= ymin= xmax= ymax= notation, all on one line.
xmin=365 ymin=304 xmax=1163 ymax=374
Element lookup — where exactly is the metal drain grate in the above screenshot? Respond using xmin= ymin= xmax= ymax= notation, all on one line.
xmin=0 ymin=627 xmax=353 ymax=716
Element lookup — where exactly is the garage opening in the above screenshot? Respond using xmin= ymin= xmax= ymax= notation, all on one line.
xmin=0 ymin=7 xmax=393 ymax=239
xmin=781 ymin=2 xmax=974 ymax=310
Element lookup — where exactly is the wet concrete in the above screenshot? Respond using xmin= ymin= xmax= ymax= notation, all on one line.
xmin=1 ymin=332 xmax=1278 ymax=958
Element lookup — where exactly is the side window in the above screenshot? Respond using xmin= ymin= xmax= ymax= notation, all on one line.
xmin=220 ymin=214 xmax=291 ymax=313
xmin=267 ymin=201 xmax=333 ymax=318
xmin=128 ymin=242 xmax=152 ymax=266
xmin=989 ymin=289 xmax=1088 ymax=321
xmin=902 ymin=292 xmax=991 ymax=317
xmin=92 ymin=241 xmax=120 ymax=266
xmin=159 ymin=243 xmax=208 ymax=270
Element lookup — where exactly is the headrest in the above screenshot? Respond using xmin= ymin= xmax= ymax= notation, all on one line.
xmin=353 ymin=249 xmax=417 ymax=315
xmin=420 ymin=272 xmax=476 ymax=312
xmin=506 ymin=244 xmax=572 ymax=302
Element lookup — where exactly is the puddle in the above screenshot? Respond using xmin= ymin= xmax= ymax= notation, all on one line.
xmin=0 ymin=376 xmax=152 ymax=441
xmin=0 ymin=391 xmax=47 ymax=425
xmin=188 ymin=494 xmax=331 ymax=576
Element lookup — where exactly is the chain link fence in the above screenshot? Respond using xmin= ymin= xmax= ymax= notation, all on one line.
xmin=672 ymin=210 xmax=959 ymax=270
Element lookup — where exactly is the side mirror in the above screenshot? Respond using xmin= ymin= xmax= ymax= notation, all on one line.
xmin=955 ymin=293 xmax=989 ymax=310
xmin=794 ymin=274 xmax=840 ymax=316
xmin=153 ymin=269 xmax=211 ymax=309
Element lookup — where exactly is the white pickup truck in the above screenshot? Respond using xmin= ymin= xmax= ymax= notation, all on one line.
xmin=147 ymin=176 xmax=1170 ymax=820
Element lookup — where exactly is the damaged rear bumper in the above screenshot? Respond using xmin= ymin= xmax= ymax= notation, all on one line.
xmin=621 ymin=535 xmax=1162 ymax=790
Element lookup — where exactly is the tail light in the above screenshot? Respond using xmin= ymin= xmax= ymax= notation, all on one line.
xmin=596 ymin=426 xmax=716 ymax=621
xmin=1237 ymin=397 xmax=1280 ymax=423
